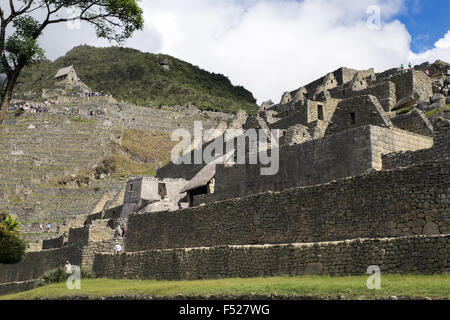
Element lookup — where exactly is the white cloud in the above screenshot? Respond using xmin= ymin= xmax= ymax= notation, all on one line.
xmin=409 ymin=31 xmax=450 ymax=64
xmin=33 ymin=0 xmax=448 ymax=104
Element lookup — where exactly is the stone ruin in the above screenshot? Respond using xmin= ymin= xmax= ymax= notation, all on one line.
xmin=42 ymin=66 xmax=92 ymax=99
xmin=1 ymin=61 xmax=449 ymax=295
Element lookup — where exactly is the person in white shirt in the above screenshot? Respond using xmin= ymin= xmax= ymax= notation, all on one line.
xmin=114 ymin=242 xmax=123 ymax=255
xmin=65 ymin=261 xmax=72 ymax=274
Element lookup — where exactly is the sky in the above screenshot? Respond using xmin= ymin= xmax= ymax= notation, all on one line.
xmin=9 ymin=0 xmax=450 ymax=104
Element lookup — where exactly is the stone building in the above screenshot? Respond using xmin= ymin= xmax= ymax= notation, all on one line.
xmin=53 ymin=66 xmax=90 ymax=93
xmin=120 ymin=177 xmax=188 ymax=216
xmin=1 ymin=61 xmax=449 ymax=296
xmin=180 ymin=161 xmax=216 ymax=206
xmin=54 ymin=66 xmax=79 ymax=84
xmin=157 ymin=61 xmax=445 ymax=205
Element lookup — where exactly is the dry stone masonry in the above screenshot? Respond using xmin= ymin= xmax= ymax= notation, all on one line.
xmin=1 ymin=61 xmax=449 ymax=295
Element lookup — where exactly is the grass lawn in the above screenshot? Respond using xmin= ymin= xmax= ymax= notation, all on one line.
xmin=2 ymin=275 xmax=449 ymax=300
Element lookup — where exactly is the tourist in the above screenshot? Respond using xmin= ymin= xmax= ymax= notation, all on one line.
xmin=39 ymin=223 xmax=43 ymax=232
xmin=114 ymin=242 xmax=123 ymax=255
xmin=47 ymin=223 xmax=51 ymax=232
xmin=65 ymin=261 xmax=72 ymax=274
xmin=425 ymin=69 xmax=430 ymax=76
xmin=120 ymin=224 xmax=127 ymax=238
xmin=401 ymin=64 xmax=404 ymax=70
xmin=408 ymin=63 xmax=412 ymax=69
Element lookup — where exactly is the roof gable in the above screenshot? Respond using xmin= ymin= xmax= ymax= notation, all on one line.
xmin=54 ymin=66 xmax=76 ymax=79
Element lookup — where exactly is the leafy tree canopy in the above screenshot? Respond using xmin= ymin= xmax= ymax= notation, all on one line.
xmin=0 ymin=0 xmax=144 ymax=122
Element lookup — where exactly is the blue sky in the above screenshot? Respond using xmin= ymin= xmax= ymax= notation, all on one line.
xmin=397 ymin=0 xmax=450 ymax=53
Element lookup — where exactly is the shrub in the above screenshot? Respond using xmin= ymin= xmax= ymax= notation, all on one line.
xmin=0 ymin=214 xmax=20 ymax=232
xmin=94 ymin=157 xmax=117 ymax=178
xmin=0 ymin=225 xmax=26 ymax=264
xmin=37 ymin=267 xmax=97 ymax=287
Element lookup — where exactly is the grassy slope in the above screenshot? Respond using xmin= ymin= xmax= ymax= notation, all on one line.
xmin=2 ymin=275 xmax=450 ymax=300
xmin=111 ymin=129 xmax=177 ymax=179
xmin=48 ymin=129 xmax=176 ymax=186
xmin=15 ymin=45 xmax=258 ymax=114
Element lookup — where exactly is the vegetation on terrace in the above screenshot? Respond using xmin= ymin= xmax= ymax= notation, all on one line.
xmin=50 ymin=129 xmax=176 ymax=186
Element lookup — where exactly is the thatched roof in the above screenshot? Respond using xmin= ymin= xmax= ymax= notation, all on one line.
xmin=54 ymin=66 xmax=75 ymax=79
xmin=180 ymin=161 xmax=216 ymax=193
xmin=180 ymin=150 xmax=234 ymax=193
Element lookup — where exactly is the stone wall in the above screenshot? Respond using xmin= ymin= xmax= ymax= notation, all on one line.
xmin=391 ymin=108 xmax=433 ymax=137
xmin=325 ymin=95 xmax=392 ymax=136
xmin=390 ymin=71 xmax=415 ymax=102
xmin=369 ymin=126 xmax=433 ymax=170
xmin=0 ymin=245 xmax=82 ymax=284
xmin=0 ymin=219 xmax=121 ymax=294
xmin=268 ymin=107 xmax=308 ymax=129
xmin=68 ymin=226 xmax=89 ymax=246
xmin=42 ymin=235 xmax=64 ymax=250
xmin=0 ymin=280 xmax=39 ymax=296
xmin=67 ymin=223 xmax=114 ymax=247
xmin=80 ymin=238 xmax=123 ymax=270
xmin=389 ymin=70 xmax=432 ymax=102
xmin=383 ymin=118 xmax=449 ymax=169
xmin=125 ymin=159 xmax=449 ymax=252
xmin=212 ymin=125 xmax=432 ymax=201
xmin=193 ymin=193 xmax=216 ymax=207
xmin=93 ymin=234 xmax=449 ymax=280
xmin=329 ymin=81 xmax=396 ymax=112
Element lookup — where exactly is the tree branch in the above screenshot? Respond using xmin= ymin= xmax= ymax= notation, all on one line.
xmin=9 ymin=0 xmax=15 ymax=14
xmin=14 ymin=0 xmax=35 ymax=16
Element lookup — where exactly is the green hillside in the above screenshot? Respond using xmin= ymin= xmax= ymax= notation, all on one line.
xmin=14 ymin=45 xmax=258 ymax=114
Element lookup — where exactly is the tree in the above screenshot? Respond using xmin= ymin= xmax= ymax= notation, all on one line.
xmin=0 ymin=0 xmax=144 ymax=123
xmin=0 ymin=213 xmax=26 ymax=264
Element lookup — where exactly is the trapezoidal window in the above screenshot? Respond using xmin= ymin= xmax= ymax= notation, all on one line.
xmin=129 ymin=183 xmax=133 ymax=192
xmin=317 ymin=105 xmax=324 ymax=121
xmin=350 ymin=112 xmax=356 ymax=124
xmin=158 ymin=183 xmax=167 ymax=199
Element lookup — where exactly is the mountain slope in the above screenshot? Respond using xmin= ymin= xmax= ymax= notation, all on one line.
xmin=15 ymin=45 xmax=258 ymax=114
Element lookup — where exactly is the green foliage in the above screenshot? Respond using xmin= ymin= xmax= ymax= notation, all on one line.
xmin=0 ymin=214 xmax=20 ymax=232
xmin=15 ymin=45 xmax=258 ymax=114
xmin=425 ymin=105 xmax=449 ymax=117
xmin=3 ymin=15 xmax=44 ymax=72
xmin=0 ymin=224 xmax=26 ymax=264
xmin=396 ymin=105 xmax=415 ymax=115
xmin=37 ymin=267 xmax=97 ymax=288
